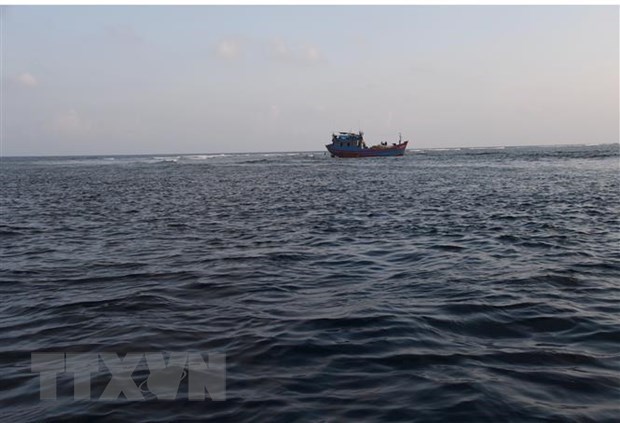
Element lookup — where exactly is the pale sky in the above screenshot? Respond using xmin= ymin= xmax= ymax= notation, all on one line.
xmin=1 ymin=6 xmax=618 ymax=156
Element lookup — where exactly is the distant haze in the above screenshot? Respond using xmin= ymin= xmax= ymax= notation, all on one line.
xmin=2 ymin=6 xmax=618 ymax=156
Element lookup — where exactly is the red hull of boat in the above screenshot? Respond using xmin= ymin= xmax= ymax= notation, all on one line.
xmin=326 ymin=141 xmax=408 ymax=158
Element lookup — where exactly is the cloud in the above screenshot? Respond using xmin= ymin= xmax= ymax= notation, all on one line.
xmin=211 ymin=37 xmax=323 ymax=64
xmin=351 ymin=34 xmax=370 ymax=49
xmin=303 ymin=46 xmax=322 ymax=63
xmin=214 ymin=38 xmax=243 ymax=61
xmin=269 ymin=38 xmax=324 ymax=65
xmin=17 ymin=72 xmax=38 ymax=87
xmin=52 ymin=109 xmax=92 ymax=134
xmin=271 ymin=38 xmax=290 ymax=60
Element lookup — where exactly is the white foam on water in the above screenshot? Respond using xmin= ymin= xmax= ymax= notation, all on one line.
xmin=152 ymin=156 xmax=180 ymax=163
xmin=183 ymin=154 xmax=229 ymax=160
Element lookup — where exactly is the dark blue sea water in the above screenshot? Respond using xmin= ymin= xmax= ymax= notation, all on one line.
xmin=1 ymin=144 xmax=619 ymax=422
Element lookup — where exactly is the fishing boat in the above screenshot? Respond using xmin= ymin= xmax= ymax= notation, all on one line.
xmin=326 ymin=131 xmax=408 ymax=158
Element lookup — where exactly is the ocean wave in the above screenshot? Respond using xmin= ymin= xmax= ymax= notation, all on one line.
xmin=1 ymin=143 xmax=618 ymax=421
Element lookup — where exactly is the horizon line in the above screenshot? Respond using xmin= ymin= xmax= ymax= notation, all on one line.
xmin=1 ymin=141 xmax=618 ymax=159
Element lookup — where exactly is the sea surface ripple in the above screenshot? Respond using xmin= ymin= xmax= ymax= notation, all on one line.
xmin=1 ymin=144 xmax=619 ymax=421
